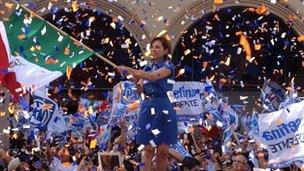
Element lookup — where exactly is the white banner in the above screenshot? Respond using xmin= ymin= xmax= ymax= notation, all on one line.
xmin=29 ymin=90 xmax=67 ymax=140
xmin=111 ymin=81 xmax=140 ymax=119
xmin=111 ymin=81 xmax=209 ymax=116
xmin=258 ymin=100 xmax=304 ymax=168
xmin=172 ymin=82 xmax=205 ymax=115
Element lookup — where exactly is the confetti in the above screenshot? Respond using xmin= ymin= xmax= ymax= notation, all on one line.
xmin=163 ymin=110 xmax=169 ymax=114
xmin=151 ymin=129 xmax=161 ymax=135
xmin=150 ymin=108 xmax=155 ymax=115
xmin=41 ymin=26 xmax=47 ymax=35
xmin=137 ymin=144 xmax=145 ymax=151
xmin=149 ymin=140 xmax=156 ymax=148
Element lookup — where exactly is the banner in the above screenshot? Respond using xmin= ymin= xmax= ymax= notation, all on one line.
xmin=172 ymin=82 xmax=205 ymax=115
xmin=111 ymin=81 xmax=214 ymax=117
xmin=258 ymin=100 xmax=304 ymax=168
xmin=111 ymin=81 xmax=140 ymax=119
xmin=170 ymin=141 xmax=192 ymax=157
xmin=29 ymin=90 xmax=59 ymax=130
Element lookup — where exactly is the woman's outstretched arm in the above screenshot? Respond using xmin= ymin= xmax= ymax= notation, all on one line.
xmin=116 ymin=66 xmax=171 ymax=81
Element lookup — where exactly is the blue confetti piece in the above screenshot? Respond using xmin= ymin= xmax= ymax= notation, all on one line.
xmin=54 ymin=45 xmax=60 ymax=52
xmin=184 ymin=65 xmax=193 ymax=74
xmin=19 ymin=46 xmax=25 ymax=54
xmin=19 ymin=97 xmax=30 ymax=110
xmin=138 ymin=162 xmax=145 ymax=168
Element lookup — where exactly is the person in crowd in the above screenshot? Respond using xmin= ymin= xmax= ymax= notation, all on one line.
xmin=116 ymin=36 xmax=178 ymax=171
xmin=232 ymin=154 xmax=250 ymax=171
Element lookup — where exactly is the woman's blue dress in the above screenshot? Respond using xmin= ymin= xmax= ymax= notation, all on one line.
xmin=136 ymin=59 xmax=178 ymax=146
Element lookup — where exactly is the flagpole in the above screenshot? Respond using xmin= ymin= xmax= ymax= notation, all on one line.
xmin=14 ymin=2 xmax=117 ymax=68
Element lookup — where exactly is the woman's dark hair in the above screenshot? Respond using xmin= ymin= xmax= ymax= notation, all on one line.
xmin=151 ymin=36 xmax=172 ymax=60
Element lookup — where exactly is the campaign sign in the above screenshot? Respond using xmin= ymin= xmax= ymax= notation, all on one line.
xmin=29 ymin=91 xmax=57 ymax=130
xmin=258 ymin=100 xmax=304 ymax=168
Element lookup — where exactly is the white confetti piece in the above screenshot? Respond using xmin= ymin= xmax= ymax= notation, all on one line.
xmin=150 ymin=108 xmax=155 ymax=115
xmin=240 ymin=81 xmax=244 ymax=87
xmin=2 ymin=129 xmax=10 ymax=134
xmin=110 ymin=22 xmax=116 ymax=29
xmin=151 ymin=129 xmax=161 ymax=135
xmin=157 ymin=16 xmax=164 ymax=22
xmin=179 ymin=68 xmax=185 ymax=75
xmin=41 ymin=26 xmax=47 ymax=35
xmin=15 ymin=87 xmax=23 ymax=93
xmin=59 ymin=61 xmax=66 ymax=67
xmin=149 ymin=140 xmax=156 ymax=148
xmin=127 ymin=124 xmax=133 ymax=131
xmin=259 ymin=143 xmax=267 ymax=149
xmin=184 ymin=49 xmax=191 ymax=55
xmin=163 ymin=110 xmax=168 ymax=115
xmin=216 ymin=121 xmax=224 ymax=127
xmin=141 ymin=93 xmax=145 ymax=100
xmin=167 ymin=91 xmax=176 ymax=103
xmin=23 ymin=111 xmax=30 ymax=119
xmin=142 ymin=35 xmax=146 ymax=40
xmin=11 ymin=128 xmax=19 ymax=131
xmin=40 ymin=7 xmax=46 ymax=13
xmin=138 ymin=144 xmax=145 ymax=151
xmin=121 ymin=44 xmax=129 ymax=49
xmin=48 ymin=1 xmax=53 ymax=10
xmin=206 ymin=93 xmax=213 ymax=102
xmin=139 ymin=60 xmax=148 ymax=67
xmin=57 ymin=34 xmax=63 ymax=42
xmin=237 ymin=47 xmax=242 ymax=54
xmin=22 ymin=124 xmax=30 ymax=129
xmin=126 ymin=75 xmax=133 ymax=79
xmin=108 ymin=72 xmax=115 ymax=77
xmin=239 ymin=96 xmax=248 ymax=100
xmin=167 ymin=79 xmax=175 ymax=84
xmin=117 ymin=15 xmax=124 ymax=21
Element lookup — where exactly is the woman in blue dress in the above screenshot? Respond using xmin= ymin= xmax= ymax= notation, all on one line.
xmin=116 ymin=36 xmax=178 ymax=171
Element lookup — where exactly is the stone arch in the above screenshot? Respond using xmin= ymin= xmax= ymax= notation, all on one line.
xmin=32 ymin=0 xmax=150 ymax=52
xmin=168 ymin=0 xmax=304 ymax=50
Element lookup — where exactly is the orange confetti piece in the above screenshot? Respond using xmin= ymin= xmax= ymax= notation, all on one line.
xmin=0 ymin=111 xmax=5 ymax=117
xmin=8 ymin=104 xmax=15 ymax=114
xmin=127 ymin=102 xmax=139 ymax=112
xmin=275 ymin=118 xmax=284 ymax=125
xmin=214 ymin=0 xmax=223 ymax=4
xmin=235 ymin=31 xmax=243 ymax=36
xmin=288 ymin=14 xmax=296 ymax=22
xmin=18 ymin=34 xmax=26 ymax=40
xmin=298 ymin=35 xmax=304 ymax=42
xmin=45 ymin=57 xmax=59 ymax=64
xmin=254 ymin=44 xmax=262 ymax=50
xmin=66 ymin=66 xmax=72 ymax=80
xmin=72 ymin=1 xmax=79 ymax=12
xmin=64 ymin=47 xmax=70 ymax=55
xmin=35 ymin=45 xmax=41 ymax=51
xmin=239 ymin=35 xmax=252 ymax=61
xmin=5 ymin=3 xmax=14 ymax=9
xmin=41 ymin=103 xmax=53 ymax=110
xmin=220 ymin=78 xmax=227 ymax=84
xmin=247 ymin=7 xmax=256 ymax=12
xmin=255 ymin=5 xmax=267 ymax=15
xmin=90 ymin=139 xmax=97 ymax=149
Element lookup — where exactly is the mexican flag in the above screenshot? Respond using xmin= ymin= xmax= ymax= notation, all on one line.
xmin=0 ymin=5 xmax=94 ymax=99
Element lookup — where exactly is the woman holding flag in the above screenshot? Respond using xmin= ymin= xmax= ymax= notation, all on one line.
xmin=116 ymin=36 xmax=178 ymax=171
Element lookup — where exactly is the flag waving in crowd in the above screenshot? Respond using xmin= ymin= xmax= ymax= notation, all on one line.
xmin=1 ymin=4 xmax=94 ymax=97
xmin=1 ymin=1 xmax=304 ymax=171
